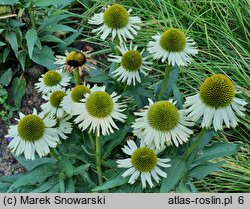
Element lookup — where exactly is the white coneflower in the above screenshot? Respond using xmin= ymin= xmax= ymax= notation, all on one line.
xmin=117 ymin=140 xmax=171 ymax=188
xmin=185 ymin=74 xmax=247 ymax=131
xmin=132 ymin=99 xmax=194 ymax=149
xmin=41 ymin=89 xmax=69 ymax=118
xmin=108 ymin=42 xmax=152 ymax=85
xmin=6 ymin=109 xmax=59 ymax=160
xmin=35 ymin=69 xmax=71 ymax=94
xmin=61 ymin=84 xmax=91 ymax=115
xmin=72 ymin=86 xmax=127 ymax=136
xmin=88 ymin=4 xmax=141 ymax=42
xmin=55 ymin=50 xmax=96 ymax=75
xmin=147 ymin=28 xmax=198 ymax=66
xmin=55 ymin=115 xmax=73 ymax=140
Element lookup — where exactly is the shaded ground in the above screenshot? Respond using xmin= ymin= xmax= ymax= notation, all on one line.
xmin=0 ymin=65 xmax=45 ymax=176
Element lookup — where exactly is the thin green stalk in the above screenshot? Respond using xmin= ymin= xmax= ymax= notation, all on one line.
xmin=95 ymin=132 xmax=103 ymax=184
xmin=88 ymin=132 xmax=95 ymax=152
xmin=114 ymin=36 xmax=120 ymax=70
xmin=28 ymin=7 xmax=36 ymax=29
xmin=182 ymin=128 xmax=207 ymax=161
xmin=50 ymin=148 xmax=59 ymax=161
xmin=73 ymin=68 xmax=80 ymax=85
xmin=157 ymin=65 xmax=171 ymax=100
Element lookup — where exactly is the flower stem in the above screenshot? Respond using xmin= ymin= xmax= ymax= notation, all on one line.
xmin=157 ymin=65 xmax=171 ymax=100
xmin=181 ymin=127 xmax=207 ymax=161
xmin=50 ymin=148 xmax=59 ymax=161
xmin=88 ymin=132 xmax=95 ymax=152
xmin=73 ymin=68 xmax=80 ymax=85
xmin=114 ymin=36 xmax=120 ymax=70
xmin=95 ymin=132 xmax=103 ymax=184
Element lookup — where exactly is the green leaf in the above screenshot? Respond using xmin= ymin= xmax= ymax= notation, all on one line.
xmin=25 ymin=28 xmax=38 ymax=58
xmin=5 ymin=31 xmax=18 ymax=55
xmin=86 ymin=74 xmax=111 ymax=83
xmin=189 ymin=161 xmax=224 ymax=179
xmin=59 ymin=27 xmax=83 ymax=47
xmin=0 ymin=174 xmax=24 ymax=183
xmin=40 ymin=35 xmax=66 ymax=44
xmin=176 ymin=180 xmax=191 ymax=192
xmin=34 ymin=0 xmax=74 ymax=7
xmin=102 ymin=126 xmax=131 ymax=160
xmin=65 ymin=178 xmax=75 ymax=193
xmin=0 ymin=88 xmax=8 ymax=97
xmin=17 ymin=50 xmax=26 ymax=71
xmin=193 ymin=142 xmax=238 ymax=166
xmin=0 ymin=0 xmax=19 ymax=5
xmin=172 ymin=83 xmax=184 ymax=108
xmin=31 ymin=177 xmax=58 ymax=193
xmin=11 ymin=77 xmax=26 ymax=108
xmin=0 ymin=68 xmax=12 ymax=86
xmin=73 ymin=164 xmax=90 ymax=176
xmin=46 ymin=24 xmax=76 ymax=33
xmin=160 ymin=157 xmax=187 ymax=192
xmin=14 ymin=155 xmax=55 ymax=171
xmin=38 ymin=14 xmax=72 ymax=31
xmin=91 ymin=172 xmax=128 ymax=192
xmin=188 ymin=130 xmax=216 ymax=164
xmin=3 ymin=47 xmax=10 ymax=62
xmin=0 ymin=41 xmax=6 ymax=46
xmin=32 ymin=46 xmax=56 ymax=69
xmin=56 ymin=155 xmax=73 ymax=177
xmin=7 ymin=164 xmax=55 ymax=192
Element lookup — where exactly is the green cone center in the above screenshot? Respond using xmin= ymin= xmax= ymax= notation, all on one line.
xmin=121 ymin=50 xmax=142 ymax=71
xmin=49 ymin=90 xmax=67 ymax=108
xmin=131 ymin=147 xmax=157 ymax=172
xmin=18 ymin=115 xmax=45 ymax=142
xmin=66 ymin=51 xmax=86 ymax=67
xmin=86 ymin=91 xmax=114 ymax=118
xmin=160 ymin=28 xmax=186 ymax=52
xmin=43 ymin=70 xmax=62 ymax=86
xmin=71 ymin=85 xmax=91 ymax=102
xmin=200 ymin=74 xmax=235 ymax=108
xmin=103 ymin=4 xmax=129 ymax=29
xmin=147 ymin=101 xmax=180 ymax=132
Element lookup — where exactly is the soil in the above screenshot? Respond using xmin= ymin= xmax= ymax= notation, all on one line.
xmin=0 ymin=65 xmax=46 ymax=177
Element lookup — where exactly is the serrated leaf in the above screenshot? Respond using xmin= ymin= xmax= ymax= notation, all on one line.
xmin=11 ymin=77 xmax=26 ymax=108
xmin=193 ymin=142 xmax=238 ymax=166
xmin=7 ymin=164 xmax=55 ymax=192
xmin=32 ymin=46 xmax=56 ymax=69
xmin=160 ymin=157 xmax=187 ymax=192
xmin=25 ymin=28 xmax=38 ymax=58
xmin=91 ymin=172 xmax=128 ymax=192
xmin=189 ymin=161 xmax=224 ymax=179
xmin=0 ymin=68 xmax=12 ymax=86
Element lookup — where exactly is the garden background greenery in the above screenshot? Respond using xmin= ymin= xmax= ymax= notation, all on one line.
xmin=0 ymin=0 xmax=249 ymax=192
